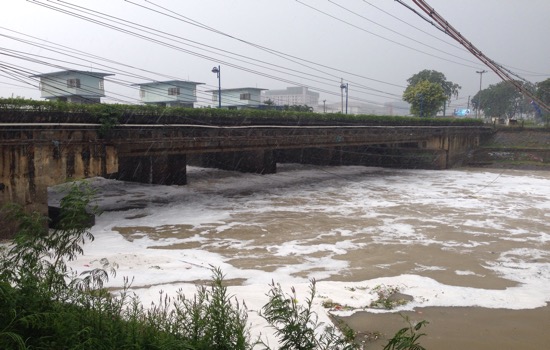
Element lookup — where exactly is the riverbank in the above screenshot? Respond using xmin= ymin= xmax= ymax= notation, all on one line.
xmin=467 ymin=128 xmax=550 ymax=169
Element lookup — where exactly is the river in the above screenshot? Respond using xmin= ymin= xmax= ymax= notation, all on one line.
xmin=53 ymin=164 xmax=550 ymax=349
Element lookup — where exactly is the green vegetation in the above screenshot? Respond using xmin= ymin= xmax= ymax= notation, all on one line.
xmin=536 ymin=78 xmax=550 ymax=106
xmin=403 ymin=70 xmax=460 ymax=117
xmin=0 ymin=181 xmax=427 ymax=349
xmin=258 ymin=280 xmax=358 ymax=350
xmin=471 ymin=81 xmax=533 ymax=120
xmin=369 ymin=285 xmax=410 ymax=310
xmin=0 ymin=182 xmax=251 ymax=350
xmin=403 ymin=80 xmax=447 ymax=118
xmin=382 ymin=315 xmax=428 ymax=350
xmin=0 ymin=97 xmax=482 ymax=127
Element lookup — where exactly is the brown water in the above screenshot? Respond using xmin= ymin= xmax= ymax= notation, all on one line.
xmin=97 ymin=166 xmax=550 ymax=348
xmin=343 ymin=305 xmax=550 ymax=350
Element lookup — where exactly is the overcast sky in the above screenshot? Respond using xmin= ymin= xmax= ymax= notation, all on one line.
xmin=1 ymin=0 xmax=548 ymax=111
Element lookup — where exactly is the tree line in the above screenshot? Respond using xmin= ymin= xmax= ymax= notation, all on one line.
xmin=403 ymin=69 xmax=550 ymax=123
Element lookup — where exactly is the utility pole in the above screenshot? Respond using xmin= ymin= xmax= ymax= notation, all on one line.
xmin=212 ymin=66 xmax=221 ymax=108
xmin=340 ymin=78 xmax=344 ymax=113
xmin=340 ymin=82 xmax=349 ymax=114
xmin=323 ymin=99 xmax=326 ymax=113
xmin=476 ymin=70 xmax=487 ymax=118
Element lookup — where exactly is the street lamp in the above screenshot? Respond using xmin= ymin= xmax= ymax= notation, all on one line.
xmin=212 ymin=65 xmax=221 ymax=108
xmin=476 ymin=70 xmax=487 ymax=119
xmin=416 ymin=93 xmax=424 ymax=117
xmin=340 ymin=83 xmax=348 ymax=114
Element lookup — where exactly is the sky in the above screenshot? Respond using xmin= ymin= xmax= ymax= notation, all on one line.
xmin=1 ymin=0 xmax=549 ymax=111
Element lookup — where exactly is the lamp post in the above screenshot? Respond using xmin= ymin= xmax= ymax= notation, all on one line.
xmin=476 ymin=70 xmax=487 ymax=118
xmin=340 ymin=83 xmax=348 ymax=114
xmin=416 ymin=93 xmax=424 ymax=117
xmin=212 ymin=65 xmax=221 ymax=108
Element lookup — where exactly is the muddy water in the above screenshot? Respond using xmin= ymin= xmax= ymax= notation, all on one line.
xmin=343 ymin=305 xmax=550 ymax=350
xmin=109 ymin=165 xmax=550 ymax=348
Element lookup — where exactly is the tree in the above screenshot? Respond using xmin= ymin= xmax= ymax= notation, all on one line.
xmin=472 ymin=81 xmax=524 ymax=119
xmin=406 ymin=70 xmax=461 ymax=116
xmin=536 ymin=78 xmax=550 ymax=105
xmin=535 ymin=78 xmax=550 ymax=124
xmin=403 ymin=80 xmax=447 ymax=117
xmin=283 ymin=104 xmax=313 ymax=112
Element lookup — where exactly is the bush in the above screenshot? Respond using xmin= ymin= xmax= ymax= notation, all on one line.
xmin=0 ymin=182 xmax=251 ymax=350
xmin=257 ymin=279 xmax=358 ymax=350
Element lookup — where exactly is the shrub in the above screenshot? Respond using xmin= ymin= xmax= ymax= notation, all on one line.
xmin=257 ymin=279 xmax=359 ymax=350
xmin=0 ymin=182 xmax=252 ymax=350
xmin=383 ymin=315 xmax=428 ymax=350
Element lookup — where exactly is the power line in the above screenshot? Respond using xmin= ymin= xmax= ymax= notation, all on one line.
xmin=327 ymin=0 xmax=484 ymax=68
xmin=133 ymin=0 xmax=407 ymax=89
xmin=397 ymin=0 xmax=550 ymax=114
xmin=295 ymin=0 xmax=482 ymax=70
xmin=21 ymin=1 xmax=405 ymax=108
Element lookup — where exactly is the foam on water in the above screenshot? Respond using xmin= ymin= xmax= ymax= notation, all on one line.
xmin=47 ymin=165 xmax=550 ymax=346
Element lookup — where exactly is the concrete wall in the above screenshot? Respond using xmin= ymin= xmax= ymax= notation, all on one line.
xmin=0 ymin=129 xmax=117 ymax=217
xmin=117 ymin=154 xmax=187 ymax=185
xmin=190 ymin=150 xmax=276 ymax=174
xmin=0 ymin=123 xmax=488 ymax=237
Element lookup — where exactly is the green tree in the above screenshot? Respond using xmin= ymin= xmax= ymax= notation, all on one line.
xmin=406 ymin=69 xmax=461 ymax=116
xmin=403 ymin=80 xmax=447 ymax=117
xmin=535 ymin=78 xmax=550 ymax=124
xmin=536 ymin=78 xmax=550 ymax=104
xmin=472 ymin=81 xmax=524 ymax=119
xmin=283 ymin=104 xmax=313 ymax=112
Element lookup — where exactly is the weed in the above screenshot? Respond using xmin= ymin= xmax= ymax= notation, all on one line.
xmin=321 ymin=299 xmax=353 ymax=311
xmin=369 ymin=285 xmax=410 ymax=310
xmin=383 ymin=314 xmax=428 ymax=350
xmin=257 ymin=279 xmax=359 ymax=350
xmin=0 ymin=182 xmax=252 ymax=350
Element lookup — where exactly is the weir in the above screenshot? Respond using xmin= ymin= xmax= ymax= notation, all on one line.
xmin=1 ymin=122 xmax=491 ymax=231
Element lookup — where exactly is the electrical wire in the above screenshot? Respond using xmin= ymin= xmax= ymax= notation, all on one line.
xmin=295 ymin=0 xmax=481 ymax=70
xmin=16 ymin=2 xmax=408 ymax=109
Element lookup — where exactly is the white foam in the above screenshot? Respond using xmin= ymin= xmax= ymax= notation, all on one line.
xmin=47 ymin=166 xmax=550 ymax=346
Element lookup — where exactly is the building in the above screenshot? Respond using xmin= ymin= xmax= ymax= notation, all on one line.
xmin=206 ymin=87 xmax=266 ymax=109
xmin=134 ymin=80 xmax=204 ymax=108
xmin=31 ymin=70 xmax=113 ymax=104
xmin=262 ymin=86 xmax=319 ymax=107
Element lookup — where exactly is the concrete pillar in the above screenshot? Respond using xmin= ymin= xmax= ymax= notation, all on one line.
xmin=117 ymin=154 xmax=187 ymax=185
xmin=276 ymin=147 xmax=342 ymax=166
xmin=197 ymin=150 xmax=276 ymax=174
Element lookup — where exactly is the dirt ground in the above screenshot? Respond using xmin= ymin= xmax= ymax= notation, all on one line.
xmin=341 ymin=304 xmax=550 ymax=350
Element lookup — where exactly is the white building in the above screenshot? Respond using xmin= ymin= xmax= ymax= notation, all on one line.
xmin=206 ymin=87 xmax=266 ymax=109
xmin=262 ymin=86 xmax=319 ymax=107
xmin=31 ymin=70 xmax=113 ymax=104
xmin=134 ymin=80 xmax=204 ymax=108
